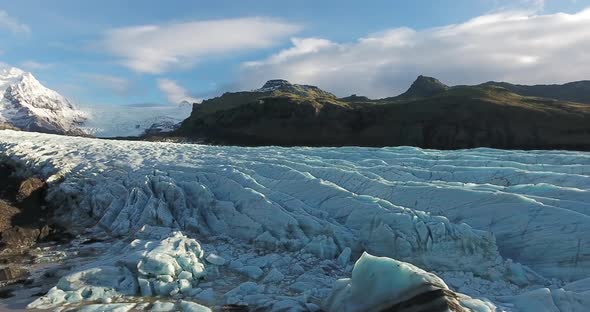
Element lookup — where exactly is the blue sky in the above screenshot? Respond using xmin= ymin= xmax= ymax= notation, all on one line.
xmin=1 ymin=0 xmax=589 ymax=105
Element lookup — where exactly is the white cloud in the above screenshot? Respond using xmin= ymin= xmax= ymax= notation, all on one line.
xmin=101 ymin=17 xmax=301 ymax=74
xmin=525 ymin=0 xmax=546 ymax=10
xmin=21 ymin=60 xmax=54 ymax=70
xmin=0 ymin=10 xmax=30 ymax=34
xmin=240 ymin=8 xmax=590 ymax=98
xmin=502 ymin=0 xmax=545 ymax=11
xmin=83 ymin=73 xmax=132 ymax=95
xmin=157 ymin=78 xmax=200 ymax=104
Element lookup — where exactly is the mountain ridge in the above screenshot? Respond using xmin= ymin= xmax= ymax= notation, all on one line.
xmin=479 ymin=80 xmax=590 ymax=104
xmin=172 ymin=76 xmax=590 ymax=150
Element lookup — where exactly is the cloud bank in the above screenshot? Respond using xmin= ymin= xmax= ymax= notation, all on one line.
xmin=157 ymin=78 xmax=200 ymax=104
xmin=101 ymin=17 xmax=301 ymax=74
xmin=240 ymin=8 xmax=590 ymax=98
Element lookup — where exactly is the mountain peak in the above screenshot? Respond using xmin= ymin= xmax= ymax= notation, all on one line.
xmin=0 ymin=66 xmax=87 ymax=135
xmin=179 ymin=100 xmax=193 ymax=107
xmin=0 ymin=66 xmax=27 ymax=90
xmin=253 ymin=79 xmax=336 ymax=98
xmin=401 ymin=75 xmax=449 ymax=98
xmin=260 ymin=79 xmax=292 ymax=91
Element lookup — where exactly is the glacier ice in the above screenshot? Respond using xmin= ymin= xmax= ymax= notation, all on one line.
xmin=180 ymin=300 xmax=212 ymax=312
xmin=324 ymin=253 xmax=590 ymax=312
xmin=205 ymin=253 xmax=226 ymax=266
xmin=1 ymin=130 xmax=589 ymax=311
xmin=496 ymin=287 xmax=590 ymax=312
xmin=28 ymin=231 xmax=208 ymax=310
xmin=78 ymin=303 xmax=139 ymax=312
xmin=79 ymin=103 xmax=191 ymax=138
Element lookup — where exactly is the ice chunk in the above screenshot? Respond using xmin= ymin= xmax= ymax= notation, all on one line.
xmin=271 ymin=299 xmax=308 ymax=311
xmin=304 ymin=235 xmax=338 ymax=259
xmin=28 ymin=232 xmax=206 ymax=310
xmin=563 ymin=277 xmax=590 ymax=292
xmin=138 ymin=277 xmax=152 ymax=296
xmin=78 ymin=303 xmax=137 ymax=312
xmin=289 ymin=281 xmax=311 ymax=293
xmin=224 ymin=282 xmax=264 ymax=302
xmin=151 ymin=301 xmax=177 ymax=311
xmin=194 ymin=288 xmax=215 ymax=304
xmin=229 ymin=260 xmax=244 ymax=270
xmin=138 ymin=233 xmax=204 ymax=279
xmin=496 ymin=287 xmax=590 ymax=312
xmin=290 ymin=264 xmax=305 ymax=275
xmin=205 ymin=253 xmax=226 ymax=266
xmin=153 ymin=280 xmax=178 ymax=296
xmin=179 ymin=279 xmax=192 ymax=294
xmin=180 ymin=300 xmax=212 ymax=312
xmin=158 ymin=275 xmax=174 ymax=283
xmin=138 ymin=254 xmax=178 ymax=277
xmin=262 ymin=268 xmax=285 ymax=283
xmin=28 ymin=266 xmax=138 ymax=310
xmin=323 ymin=252 xmax=481 ymax=312
xmin=247 ymin=253 xmax=280 ymax=268
xmin=237 ymin=266 xmax=264 ymax=280
xmin=336 ymin=247 xmax=352 ymax=267
xmin=178 ymin=270 xmax=193 ymax=280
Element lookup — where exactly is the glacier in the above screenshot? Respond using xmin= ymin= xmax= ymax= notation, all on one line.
xmin=79 ymin=103 xmax=191 ymax=138
xmin=0 ymin=130 xmax=589 ymax=311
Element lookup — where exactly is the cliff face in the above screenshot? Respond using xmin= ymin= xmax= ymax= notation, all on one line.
xmin=174 ymin=77 xmax=590 ymax=150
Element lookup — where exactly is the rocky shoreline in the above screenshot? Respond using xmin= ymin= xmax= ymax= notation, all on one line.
xmin=0 ymin=163 xmax=72 ymax=304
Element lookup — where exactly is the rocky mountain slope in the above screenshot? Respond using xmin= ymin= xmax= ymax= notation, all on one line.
xmin=174 ymin=76 xmax=590 ymax=150
xmin=397 ymin=75 xmax=449 ymax=98
xmin=0 ymin=66 xmax=86 ymax=135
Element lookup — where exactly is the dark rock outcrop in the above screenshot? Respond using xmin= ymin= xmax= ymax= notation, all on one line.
xmin=0 ymin=165 xmax=62 ymax=253
xmin=0 ymin=164 xmax=72 ymax=293
xmin=380 ymin=288 xmax=467 ymax=312
xmin=398 ymin=75 xmax=449 ymax=98
xmin=0 ymin=266 xmax=27 ymax=282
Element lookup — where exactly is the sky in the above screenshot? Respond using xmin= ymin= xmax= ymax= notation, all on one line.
xmin=0 ymin=0 xmax=589 ymax=106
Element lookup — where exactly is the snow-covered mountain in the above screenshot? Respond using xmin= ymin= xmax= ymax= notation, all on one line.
xmin=0 ymin=65 xmax=87 ymax=135
xmin=1 ymin=131 xmax=589 ymax=311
